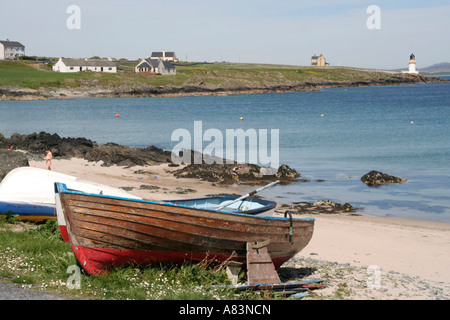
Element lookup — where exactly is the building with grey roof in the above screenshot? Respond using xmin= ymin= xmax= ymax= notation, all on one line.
xmin=0 ymin=40 xmax=25 ymax=60
xmin=52 ymin=58 xmax=117 ymax=73
xmin=135 ymin=58 xmax=176 ymax=75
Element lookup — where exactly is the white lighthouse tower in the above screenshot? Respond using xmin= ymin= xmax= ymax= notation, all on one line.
xmin=405 ymin=53 xmax=419 ymax=74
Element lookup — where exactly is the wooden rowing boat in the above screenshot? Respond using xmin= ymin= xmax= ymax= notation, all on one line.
xmin=55 ymin=182 xmax=314 ymax=275
xmin=56 ymin=194 xmax=275 ymax=243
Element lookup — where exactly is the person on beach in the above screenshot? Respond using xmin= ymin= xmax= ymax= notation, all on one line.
xmin=232 ymin=166 xmax=240 ymax=184
xmin=7 ymin=144 xmax=14 ymax=150
xmin=43 ymin=148 xmax=52 ymax=170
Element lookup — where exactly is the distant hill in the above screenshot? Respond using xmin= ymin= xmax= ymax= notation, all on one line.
xmin=420 ymin=62 xmax=450 ymax=74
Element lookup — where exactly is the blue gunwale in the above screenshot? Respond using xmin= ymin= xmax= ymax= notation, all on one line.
xmin=0 ymin=201 xmax=55 ymax=218
xmin=55 ymin=182 xmax=315 ymax=222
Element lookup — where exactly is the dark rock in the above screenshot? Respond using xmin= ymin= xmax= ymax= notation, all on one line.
xmin=54 ymin=137 xmax=94 ymax=158
xmin=171 ymin=149 xmax=301 ymax=185
xmin=275 ymin=200 xmax=359 ymax=215
xmin=0 ymin=132 xmax=93 ymax=158
xmin=84 ymin=143 xmax=172 ymax=167
xmin=119 ymin=186 xmax=134 ymax=191
xmin=171 ymin=187 xmax=196 ymax=194
xmin=276 ymin=164 xmax=301 ymax=183
xmin=139 ymin=184 xmax=160 ymax=190
xmin=173 ymin=163 xmax=260 ymax=184
xmin=173 ymin=163 xmax=300 ymax=185
xmin=0 ymin=132 xmax=300 ymax=187
xmin=0 ymin=149 xmax=29 ymax=181
xmin=361 ymin=170 xmax=407 ymax=187
xmin=0 ymin=132 xmax=172 ymax=167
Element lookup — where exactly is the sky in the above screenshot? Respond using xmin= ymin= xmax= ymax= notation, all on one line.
xmin=1 ymin=0 xmax=449 ymax=69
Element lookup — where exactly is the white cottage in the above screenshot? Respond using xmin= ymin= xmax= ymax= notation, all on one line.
xmin=150 ymin=51 xmax=178 ymax=62
xmin=52 ymin=58 xmax=117 ymax=73
xmin=0 ymin=40 xmax=25 ymax=60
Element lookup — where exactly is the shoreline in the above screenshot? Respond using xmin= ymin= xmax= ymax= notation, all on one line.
xmin=28 ymin=158 xmax=450 ymax=289
xmin=1 ymin=73 xmax=448 ymax=101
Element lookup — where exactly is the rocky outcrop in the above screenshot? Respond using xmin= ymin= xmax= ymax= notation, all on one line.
xmin=276 ymin=164 xmax=301 ymax=184
xmin=0 ymin=132 xmax=172 ymax=167
xmin=173 ymin=162 xmax=300 ymax=185
xmin=0 ymin=132 xmax=94 ymax=159
xmin=361 ymin=170 xmax=407 ymax=187
xmin=0 ymin=149 xmax=29 ymax=181
xmin=84 ymin=143 xmax=172 ymax=167
xmin=1 ymin=132 xmax=300 ymax=185
xmin=275 ymin=200 xmax=358 ymax=215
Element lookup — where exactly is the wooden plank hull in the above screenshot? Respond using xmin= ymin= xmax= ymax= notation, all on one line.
xmin=56 ymin=183 xmax=314 ymax=275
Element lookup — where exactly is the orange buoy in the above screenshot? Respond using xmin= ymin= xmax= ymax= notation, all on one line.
xmin=115 ymin=114 xmax=119 ymax=118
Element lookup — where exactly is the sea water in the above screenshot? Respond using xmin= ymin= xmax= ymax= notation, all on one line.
xmin=1 ymin=81 xmax=449 ymax=222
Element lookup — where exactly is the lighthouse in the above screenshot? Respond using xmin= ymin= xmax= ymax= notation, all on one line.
xmin=405 ymin=53 xmax=419 ymax=74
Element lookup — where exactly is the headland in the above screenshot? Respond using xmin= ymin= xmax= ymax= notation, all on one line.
xmin=0 ymin=61 xmax=447 ymax=101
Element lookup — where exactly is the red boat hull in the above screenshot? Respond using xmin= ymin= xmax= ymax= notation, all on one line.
xmin=59 ymin=226 xmax=69 ymax=243
xmin=72 ymin=245 xmax=291 ymax=275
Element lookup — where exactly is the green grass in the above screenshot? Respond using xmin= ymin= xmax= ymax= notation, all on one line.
xmin=0 ymin=61 xmax=398 ymax=91
xmin=0 ymin=218 xmax=276 ymax=300
xmin=0 ymin=61 xmax=185 ymax=89
xmin=0 ymin=62 xmax=82 ymax=89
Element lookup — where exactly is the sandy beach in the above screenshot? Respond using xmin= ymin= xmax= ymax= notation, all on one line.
xmin=29 ymin=158 xmax=450 ymax=299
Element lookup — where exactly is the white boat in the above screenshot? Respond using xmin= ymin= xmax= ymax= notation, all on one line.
xmin=0 ymin=167 xmax=141 ymax=241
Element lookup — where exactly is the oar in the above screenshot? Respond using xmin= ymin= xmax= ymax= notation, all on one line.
xmin=215 ymin=180 xmax=279 ymax=210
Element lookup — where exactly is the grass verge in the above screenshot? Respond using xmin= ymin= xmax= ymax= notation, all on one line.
xmin=0 ymin=60 xmax=398 ymax=91
xmin=0 ymin=218 xmax=279 ymax=300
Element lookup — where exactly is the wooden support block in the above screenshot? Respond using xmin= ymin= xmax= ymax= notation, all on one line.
xmin=246 ymin=241 xmax=281 ymax=285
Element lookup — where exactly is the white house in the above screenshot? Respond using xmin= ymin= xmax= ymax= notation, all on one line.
xmin=0 ymin=40 xmax=25 ymax=60
xmin=150 ymin=51 xmax=178 ymax=62
xmin=52 ymin=58 xmax=117 ymax=73
xmin=135 ymin=58 xmax=176 ymax=75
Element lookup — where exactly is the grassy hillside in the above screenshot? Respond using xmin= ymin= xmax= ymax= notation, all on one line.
xmin=0 ymin=61 xmax=398 ymax=91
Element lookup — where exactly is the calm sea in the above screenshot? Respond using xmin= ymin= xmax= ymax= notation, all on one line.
xmin=1 ymin=80 xmax=449 ymax=222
